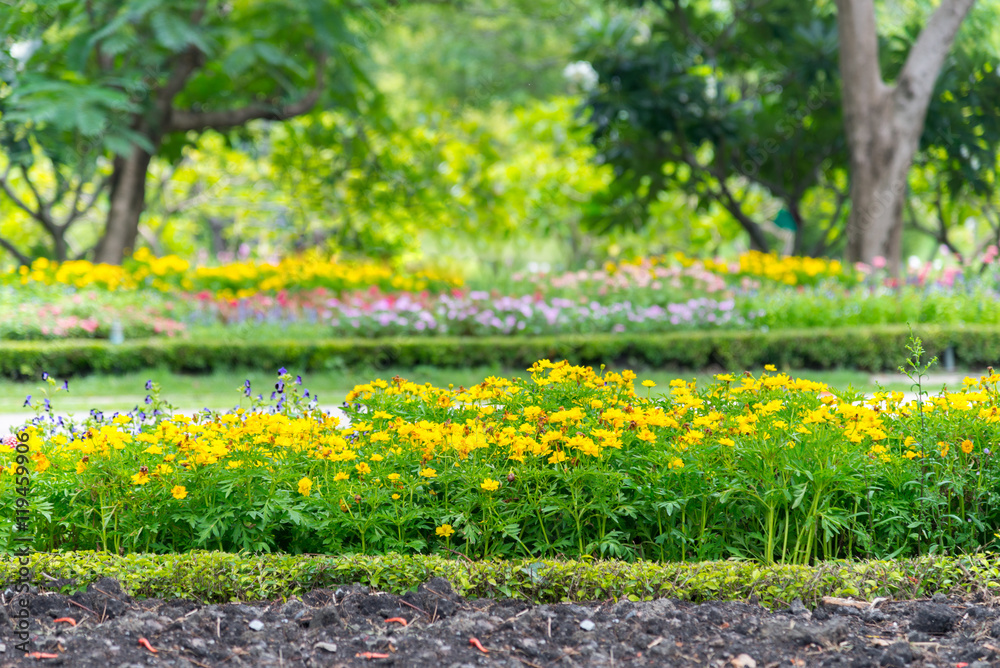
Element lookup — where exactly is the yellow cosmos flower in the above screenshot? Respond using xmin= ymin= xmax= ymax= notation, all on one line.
xmin=298 ymin=477 xmax=313 ymax=496
xmin=668 ymin=457 xmax=684 ymax=469
xmin=392 ymin=493 xmax=401 ymax=500
xmin=76 ymin=461 xmax=87 ymax=474
xmin=641 ymin=380 xmax=656 ymax=388
xmin=961 ymin=439 xmax=974 ymax=454
xmin=480 ymin=478 xmax=500 ymax=492
xmin=435 ymin=524 xmax=455 ymax=538
xmin=171 ymin=485 xmax=187 ymax=499
xmin=939 ymin=441 xmax=950 ymax=457
xmin=419 ymin=467 xmax=437 ymax=478
xmin=131 ymin=472 xmax=150 ymax=485
xmin=764 ymin=364 xmax=777 ymax=372
xmin=334 ymin=471 xmax=350 ymax=481
xmin=356 ymin=462 xmax=372 ymax=475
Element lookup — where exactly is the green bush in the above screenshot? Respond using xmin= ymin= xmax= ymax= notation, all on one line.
xmin=1 ymin=324 xmax=996 ymax=378
xmin=2 ymin=551 xmax=998 ymax=607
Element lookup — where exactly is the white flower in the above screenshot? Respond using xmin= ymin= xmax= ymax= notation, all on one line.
xmin=563 ymin=61 xmax=599 ymax=93
xmin=10 ymin=39 xmax=40 ymax=63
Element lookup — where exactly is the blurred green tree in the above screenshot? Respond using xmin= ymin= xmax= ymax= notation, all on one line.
xmin=575 ymin=0 xmax=849 ymax=255
xmin=1 ymin=0 xmax=376 ymax=264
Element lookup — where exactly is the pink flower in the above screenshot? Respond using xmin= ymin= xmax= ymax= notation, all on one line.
xmin=871 ymin=256 xmax=887 ymax=269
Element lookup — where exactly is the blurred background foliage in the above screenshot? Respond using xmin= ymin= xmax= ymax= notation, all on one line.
xmin=1 ymin=0 xmax=1000 ymax=278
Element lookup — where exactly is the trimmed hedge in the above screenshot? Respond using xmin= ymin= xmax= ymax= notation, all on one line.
xmin=2 ymin=324 xmax=1000 ymax=378
xmin=2 ymin=551 xmax=999 ymax=607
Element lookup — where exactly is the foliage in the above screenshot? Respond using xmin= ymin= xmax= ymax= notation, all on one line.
xmin=1 ymin=550 xmax=999 ymax=607
xmin=574 ymin=0 xmax=848 ymax=253
xmin=3 ymin=323 xmax=1000 ymax=379
xmin=0 ymin=0 xmax=378 ymax=262
xmin=6 ymin=359 xmax=1000 ymax=563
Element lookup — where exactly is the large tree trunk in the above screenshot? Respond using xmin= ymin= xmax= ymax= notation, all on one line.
xmin=836 ymin=0 xmax=976 ymax=273
xmin=94 ymin=147 xmax=154 ymax=265
xmin=843 ymin=93 xmax=918 ymax=271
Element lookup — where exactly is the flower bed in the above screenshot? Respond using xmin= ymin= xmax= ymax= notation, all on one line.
xmin=5 ymin=353 xmax=1000 ymax=562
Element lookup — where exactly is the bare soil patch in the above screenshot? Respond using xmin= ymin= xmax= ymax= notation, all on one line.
xmin=2 ymin=577 xmax=1000 ymax=667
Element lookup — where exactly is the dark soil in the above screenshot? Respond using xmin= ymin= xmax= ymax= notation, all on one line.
xmin=2 ymin=577 xmax=1000 ymax=667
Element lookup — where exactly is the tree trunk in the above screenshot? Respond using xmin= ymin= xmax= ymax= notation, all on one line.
xmin=835 ymin=0 xmax=976 ymax=273
xmin=94 ymin=147 xmax=153 ymax=265
xmin=843 ymin=95 xmax=916 ymax=271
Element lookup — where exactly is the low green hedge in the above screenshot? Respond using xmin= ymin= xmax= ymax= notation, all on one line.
xmin=2 ymin=324 xmax=999 ymax=378
xmin=2 ymin=551 xmax=999 ymax=607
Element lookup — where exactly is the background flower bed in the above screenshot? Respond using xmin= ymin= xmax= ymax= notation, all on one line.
xmin=6 ymin=251 xmax=1000 ymax=343
xmin=5 ymin=358 xmax=1000 ymax=563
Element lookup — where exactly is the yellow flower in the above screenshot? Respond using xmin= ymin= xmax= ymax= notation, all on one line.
xmin=435 ymin=524 xmax=455 ymax=538
xmin=668 ymin=457 xmax=684 ymax=469
xmin=419 ymin=467 xmax=437 ymax=478
xmin=392 ymin=493 xmax=401 ymax=500
xmin=961 ymin=439 xmax=974 ymax=454
xmin=334 ymin=471 xmax=350 ymax=481
xmin=480 ymin=478 xmax=500 ymax=492
xmin=719 ymin=437 xmax=736 ymax=447
xmin=76 ymin=461 xmax=87 ymax=474
xmin=764 ymin=364 xmax=777 ymax=372
xmin=903 ymin=436 xmax=916 ymax=447
xmin=356 ymin=462 xmax=372 ymax=475
xmin=131 ymin=472 xmax=150 ymax=485
xmin=31 ymin=453 xmax=50 ymax=474
xmin=298 ymin=477 xmax=313 ymax=496
xmin=641 ymin=380 xmax=657 ymax=388
xmin=171 ymin=485 xmax=187 ymax=499
xmin=387 ymin=473 xmax=401 ymax=481
xmin=547 ymin=450 xmax=567 ymax=465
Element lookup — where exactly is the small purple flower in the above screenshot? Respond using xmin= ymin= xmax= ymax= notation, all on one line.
xmin=296 ymin=375 xmax=302 ymax=385
xmin=62 ymin=380 xmax=69 ymax=392
xmin=270 ymin=391 xmax=277 ymax=401
xmin=278 ymin=367 xmax=287 ymax=376
xmin=145 ymin=395 xmax=153 ymax=405
xmin=304 ymin=390 xmax=310 ymax=398
xmin=145 ymin=380 xmax=153 ymax=391
xmin=275 ymin=381 xmax=285 ymax=393
xmin=23 ymin=395 xmax=31 ymax=408
xmin=41 ymin=372 xmax=49 ymax=381
xmin=44 ymin=398 xmax=51 ymax=412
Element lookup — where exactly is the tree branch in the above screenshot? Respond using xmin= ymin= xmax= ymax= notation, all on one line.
xmin=63 ymin=173 xmax=111 ymax=229
xmin=0 ymin=235 xmax=30 ymax=265
xmin=0 ymin=166 xmax=46 ymax=225
xmin=168 ymin=52 xmax=326 ymax=133
xmin=18 ymin=166 xmax=57 ymax=234
xmin=893 ymin=0 xmax=977 ymax=122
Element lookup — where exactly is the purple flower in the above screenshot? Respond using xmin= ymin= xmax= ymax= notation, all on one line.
xmin=145 ymin=380 xmax=153 ymax=391
xmin=23 ymin=395 xmax=31 ymax=408
xmin=41 ymin=372 xmax=49 ymax=381
xmin=296 ymin=375 xmax=302 ymax=385
xmin=145 ymin=395 xmax=153 ymax=405
xmin=278 ymin=367 xmax=287 ymax=376
xmin=62 ymin=380 xmax=69 ymax=392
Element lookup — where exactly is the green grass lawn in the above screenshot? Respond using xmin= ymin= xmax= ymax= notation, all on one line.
xmin=1 ymin=364 xmax=961 ymax=415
